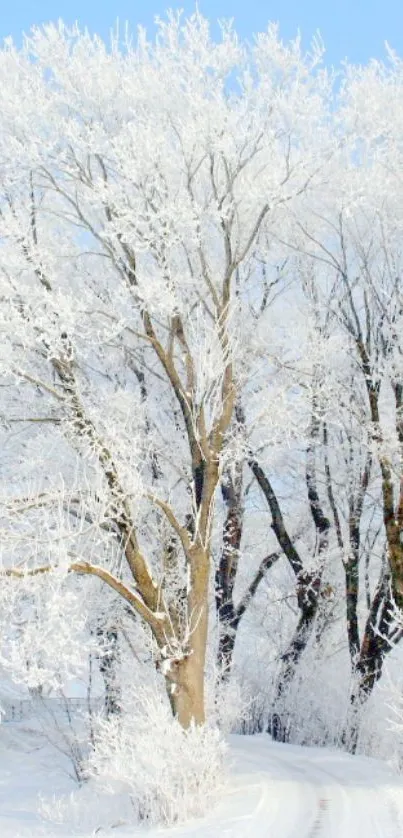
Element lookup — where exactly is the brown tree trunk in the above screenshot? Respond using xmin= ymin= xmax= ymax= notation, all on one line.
xmin=165 ymin=619 xmax=208 ymax=728
xmin=158 ymin=534 xmax=211 ymax=728
xmin=167 ymin=658 xmax=205 ymax=728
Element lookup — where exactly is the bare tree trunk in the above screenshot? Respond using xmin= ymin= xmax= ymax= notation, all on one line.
xmin=216 ymin=616 xmax=239 ymax=680
xmin=163 ymin=540 xmax=210 ymax=728
xmin=342 ymin=331 xmax=403 ymax=747
xmin=268 ymin=571 xmax=322 ymax=741
xmin=251 ymin=389 xmax=330 ymax=741
xmin=214 ymin=403 xmax=281 ymax=682
xmin=345 ymin=573 xmax=401 ymax=752
xmin=96 ymin=624 xmax=121 ymax=717
xmin=167 ymin=653 xmax=206 ymax=728
xmin=215 ymin=461 xmax=244 ymax=680
xmin=344 ymin=443 xmax=372 ymax=668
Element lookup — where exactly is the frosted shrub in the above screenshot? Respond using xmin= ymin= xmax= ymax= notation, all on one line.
xmin=38 ymin=787 xmax=133 ymax=834
xmin=360 ymin=665 xmax=403 ymax=770
xmin=88 ymin=686 xmax=227 ymax=825
xmin=205 ymin=663 xmax=250 ymax=733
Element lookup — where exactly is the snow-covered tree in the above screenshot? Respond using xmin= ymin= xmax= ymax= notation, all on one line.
xmin=0 ymin=13 xmax=332 ymax=727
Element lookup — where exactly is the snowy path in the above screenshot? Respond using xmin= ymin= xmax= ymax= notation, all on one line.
xmin=1 ymin=729 xmax=403 ymax=836
xmin=167 ymin=736 xmax=403 ymax=838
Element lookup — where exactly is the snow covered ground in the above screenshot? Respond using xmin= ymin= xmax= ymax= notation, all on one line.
xmin=1 ymin=724 xmax=403 ymax=837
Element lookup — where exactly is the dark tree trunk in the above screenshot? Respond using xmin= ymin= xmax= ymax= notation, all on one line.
xmin=345 ymin=554 xmax=360 ymax=663
xmin=97 ymin=624 xmax=121 ymax=717
xmin=215 ymin=462 xmax=244 ymax=679
xmin=344 ymin=574 xmax=402 ymax=752
xmin=343 ymin=450 xmax=372 ymax=669
xmin=216 ymin=616 xmax=239 ymax=680
xmin=269 ymin=572 xmax=322 ymax=741
xmin=252 ymin=392 xmax=331 ymax=742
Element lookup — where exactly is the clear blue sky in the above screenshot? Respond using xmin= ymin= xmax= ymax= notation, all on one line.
xmin=1 ymin=1 xmax=402 ymax=67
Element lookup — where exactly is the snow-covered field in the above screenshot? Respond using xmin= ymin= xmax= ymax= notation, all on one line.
xmin=2 ymin=725 xmax=403 ymax=837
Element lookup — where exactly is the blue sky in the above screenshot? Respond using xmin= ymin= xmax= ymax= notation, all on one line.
xmin=1 ymin=1 xmax=402 ymax=67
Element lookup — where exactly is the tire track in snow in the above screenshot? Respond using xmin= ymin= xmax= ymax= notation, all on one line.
xmin=284 ymin=749 xmax=402 ymax=838
xmin=198 ymin=737 xmax=403 ymax=838
xmin=307 ymin=798 xmax=330 ymax=837
xmin=236 ymin=739 xmax=403 ymax=838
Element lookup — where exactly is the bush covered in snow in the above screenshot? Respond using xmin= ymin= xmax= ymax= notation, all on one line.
xmin=87 ymin=686 xmax=227 ymax=825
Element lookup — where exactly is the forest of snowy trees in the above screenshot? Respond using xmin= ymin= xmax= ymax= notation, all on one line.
xmin=2 ymin=10 xmax=403 ymax=824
